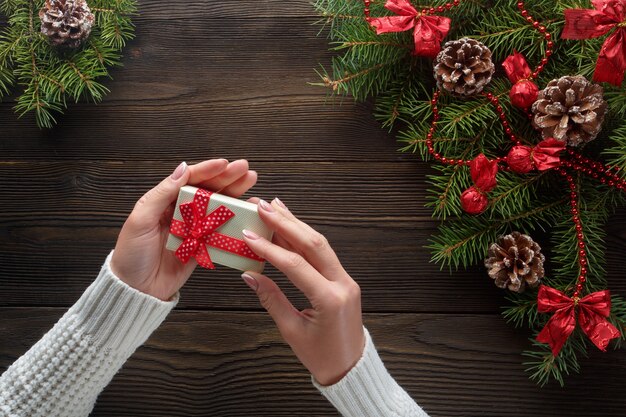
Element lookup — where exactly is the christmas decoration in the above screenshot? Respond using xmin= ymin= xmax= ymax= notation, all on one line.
xmin=484 ymin=231 xmax=545 ymax=293
xmin=505 ymin=138 xmax=565 ymax=174
xmin=0 ymin=0 xmax=136 ymax=127
xmin=314 ymin=0 xmax=626 ymax=386
xmin=367 ymin=0 xmax=451 ymax=58
xmin=561 ymin=0 xmax=626 ymax=86
xmin=460 ymin=154 xmax=498 ymax=214
xmin=502 ymin=51 xmax=538 ymax=109
xmin=166 ymin=186 xmax=273 ymax=273
xmin=531 ymin=75 xmax=607 ymax=147
xmin=434 ymin=38 xmax=494 ymax=96
xmin=536 ymin=285 xmax=621 ymax=356
xmin=39 ymin=0 xmax=94 ymax=48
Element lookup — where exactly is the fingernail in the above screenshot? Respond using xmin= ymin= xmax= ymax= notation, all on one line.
xmin=258 ymin=199 xmax=275 ymax=213
xmin=171 ymin=161 xmax=187 ymax=180
xmin=273 ymin=197 xmax=288 ymax=210
xmin=241 ymin=273 xmax=258 ymax=291
xmin=242 ymin=229 xmax=260 ymax=240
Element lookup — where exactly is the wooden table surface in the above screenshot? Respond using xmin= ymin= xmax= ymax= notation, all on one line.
xmin=2 ymin=1 xmax=626 ymax=415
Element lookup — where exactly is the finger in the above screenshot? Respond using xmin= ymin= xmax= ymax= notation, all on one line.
xmin=197 ymin=159 xmax=250 ymax=191
xmin=220 ymin=170 xmax=257 ymax=197
xmin=132 ymin=162 xmax=191 ymax=226
xmin=187 ymin=159 xmax=229 ymax=185
xmin=241 ymin=271 xmax=301 ymax=334
xmin=272 ymin=233 xmax=296 ymax=253
xmin=247 ymin=197 xmax=261 ymax=204
xmin=256 ymin=199 xmax=347 ymax=280
xmin=242 ymin=232 xmax=330 ymax=300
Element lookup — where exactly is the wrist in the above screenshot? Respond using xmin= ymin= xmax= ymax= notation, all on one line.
xmin=312 ymin=329 xmax=366 ymax=386
xmin=68 ymin=251 xmax=178 ymax=354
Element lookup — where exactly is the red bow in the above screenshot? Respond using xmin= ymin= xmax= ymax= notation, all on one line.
xmin=460 ymin=154 xmax=498 ymax=214
xmin=368 ymin=0 xmax=451 ymax=58
xmin=505 ymin=138 xmax=565 ymax=174
xmin=502 ymin=51 xmax=539 ymax=109
xmin=536 ymin=285 xmax=621 ymax=356
xmin=562 ymin=0 xmax=626 ymax=86
xmin=169 ymin=189 xmax=263 ymax=269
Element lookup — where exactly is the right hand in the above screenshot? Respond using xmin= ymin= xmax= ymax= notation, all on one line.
xmin=241 ymin=198 xmax=365 ymax=386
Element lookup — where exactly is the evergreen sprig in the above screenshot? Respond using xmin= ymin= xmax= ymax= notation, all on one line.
xmin=314 ymin=0 xmax=626 ymax=385
xmin=0 ymin=0 xmax=135 ymax=128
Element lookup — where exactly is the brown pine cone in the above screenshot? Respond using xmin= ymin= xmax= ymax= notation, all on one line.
xmin=484 ymin=232 xmax=545 ymax=293
xmin=39 ymin=0 xmax=95 ymax=48
xmin=433 ymin=38 xmax=494 ymax=96
xmin=531 ymin=75 xmax=607 ymax=147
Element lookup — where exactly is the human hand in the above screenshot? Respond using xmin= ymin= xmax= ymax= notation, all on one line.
xmin=241 ymin=199 xmax=365 ymax=386
xmin=111 ymin=159 xmax=257 ymax=301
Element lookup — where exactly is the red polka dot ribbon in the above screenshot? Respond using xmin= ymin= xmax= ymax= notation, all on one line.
xmin=169 ymin=188 xmax=264 ymax=269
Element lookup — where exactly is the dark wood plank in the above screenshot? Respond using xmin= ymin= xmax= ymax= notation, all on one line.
xmin=133 ymin=0 xmax=319 ymax=20
xmin=1 ymin=308 xmax=625 ymax=416
xmin=0 ymin=158 xmax=495 ymax=312
xmin=4 ymin=161 xmax=623 ymax=311
xmin=0 ymin=16 xmax=402 ymax=162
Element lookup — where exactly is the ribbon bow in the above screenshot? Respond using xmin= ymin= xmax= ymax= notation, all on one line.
xmin=562 ymin=0 xmax=626 ymax=86
xmin=460 ymin=154 xmax=498 ymax=215
xmin=505 ymin=138 xmax=565 ymax=174
xmin=536 ymin=285 xmax=621 ymax=356
xmin=169 ymin=189 xmax=263 ymax=269
xmin=368 ymin=0 xmax=451 ymax=58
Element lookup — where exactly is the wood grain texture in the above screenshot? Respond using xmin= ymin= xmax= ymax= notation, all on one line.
xmin=1 ymin=309 xmax=625 ymax=417
xmin=2 ymin=161 xmax=625 ymax=311
xmin=1 ymin=0 xmax=626 ymax=414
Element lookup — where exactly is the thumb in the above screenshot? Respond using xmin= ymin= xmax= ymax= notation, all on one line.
xmin=242 ymin=272 xmax=301 ymax=335
xmin=134 ymin=161 xmax=190 ymax=224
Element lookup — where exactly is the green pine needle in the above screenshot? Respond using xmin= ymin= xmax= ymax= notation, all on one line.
xmin=314 ymin=0 xmax=626 ymax=385
xmin=0 ymin=0 xmax=136 ymax=127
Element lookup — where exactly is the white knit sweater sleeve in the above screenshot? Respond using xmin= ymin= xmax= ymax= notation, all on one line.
xmin=313 ymin=328 xmax=430 ymax=417
xmin=0 ymin=251 xmax=177 ymax=417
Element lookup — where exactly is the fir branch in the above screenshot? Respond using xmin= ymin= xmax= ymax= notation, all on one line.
xmin=430 ymin=198 xmax=566 ymax=269
xmin=523 ymin=334 xmax=585 ymax=387
xmin=0 ymin=0 xmax=135 ymax=127
xmin=315 ymin=0 xmax=626 ymax=386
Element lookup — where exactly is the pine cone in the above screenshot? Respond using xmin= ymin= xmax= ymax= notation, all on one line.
xmin=39 ymin=0 xmax=95 ymax=48
xmin=484 ymin=232 xmax=545 ymax=293
xmin=531 ymin=75 xmax=607 ymax=147
xmin=433 ymin=38 xmax=494 ymax=96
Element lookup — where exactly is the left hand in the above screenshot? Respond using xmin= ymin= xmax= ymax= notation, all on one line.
xmin=111 ymin=159 xmax=257 ymax=301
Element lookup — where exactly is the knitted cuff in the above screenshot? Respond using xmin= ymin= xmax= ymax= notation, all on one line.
xmin=67 ymin=250 xmax=178 ymax=356
xmin=312 ymin=328 xmax=426 ymax=417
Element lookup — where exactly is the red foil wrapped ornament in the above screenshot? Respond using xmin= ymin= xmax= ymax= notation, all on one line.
xmin=368 ymin=0 xmax=451 ymax=58
xmin=562 ymin=0 xmax=626 ymax=86
xmin=536 ymin=285 xmax=621 ymax=356
xmin=505 ymin=138 xmax=565 ymax=174
xmin=502 ymin=51 xmax=539 ymax=109
xmin=460 ymin=154 xmax=498 ymax=215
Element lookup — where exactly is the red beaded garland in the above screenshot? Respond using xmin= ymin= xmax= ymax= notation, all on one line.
xmin=557 ymin=169 xmax=589 ymax=299
xmin=363 ymin=0 xmax=462 ymax=20
xmin=516 ymin=1 xmax=553 ymax=79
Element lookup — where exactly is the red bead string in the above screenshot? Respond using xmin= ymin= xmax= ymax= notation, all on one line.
xmin=363 ymin=0 xmax=461 ymax=21
xmin=482 ymin=92 xmax=521 ymax=145
xmin=516 ymin=1 xmax=554 ymax=79
xmin=563 ymin=149 xmax=626 ymax=191
xmin=555 ymin=168 xmax=588 ymax=298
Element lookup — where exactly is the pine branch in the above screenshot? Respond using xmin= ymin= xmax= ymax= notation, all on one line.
xmin=430 ymin=198 xmax=565 ymax=269
xmin=523 ymin=334 xmax=585 ymax=387
xmin=315 ymin=0 xmax=626 ymax=386
xmin=0 ymin=0 xmax=135 ymax=127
